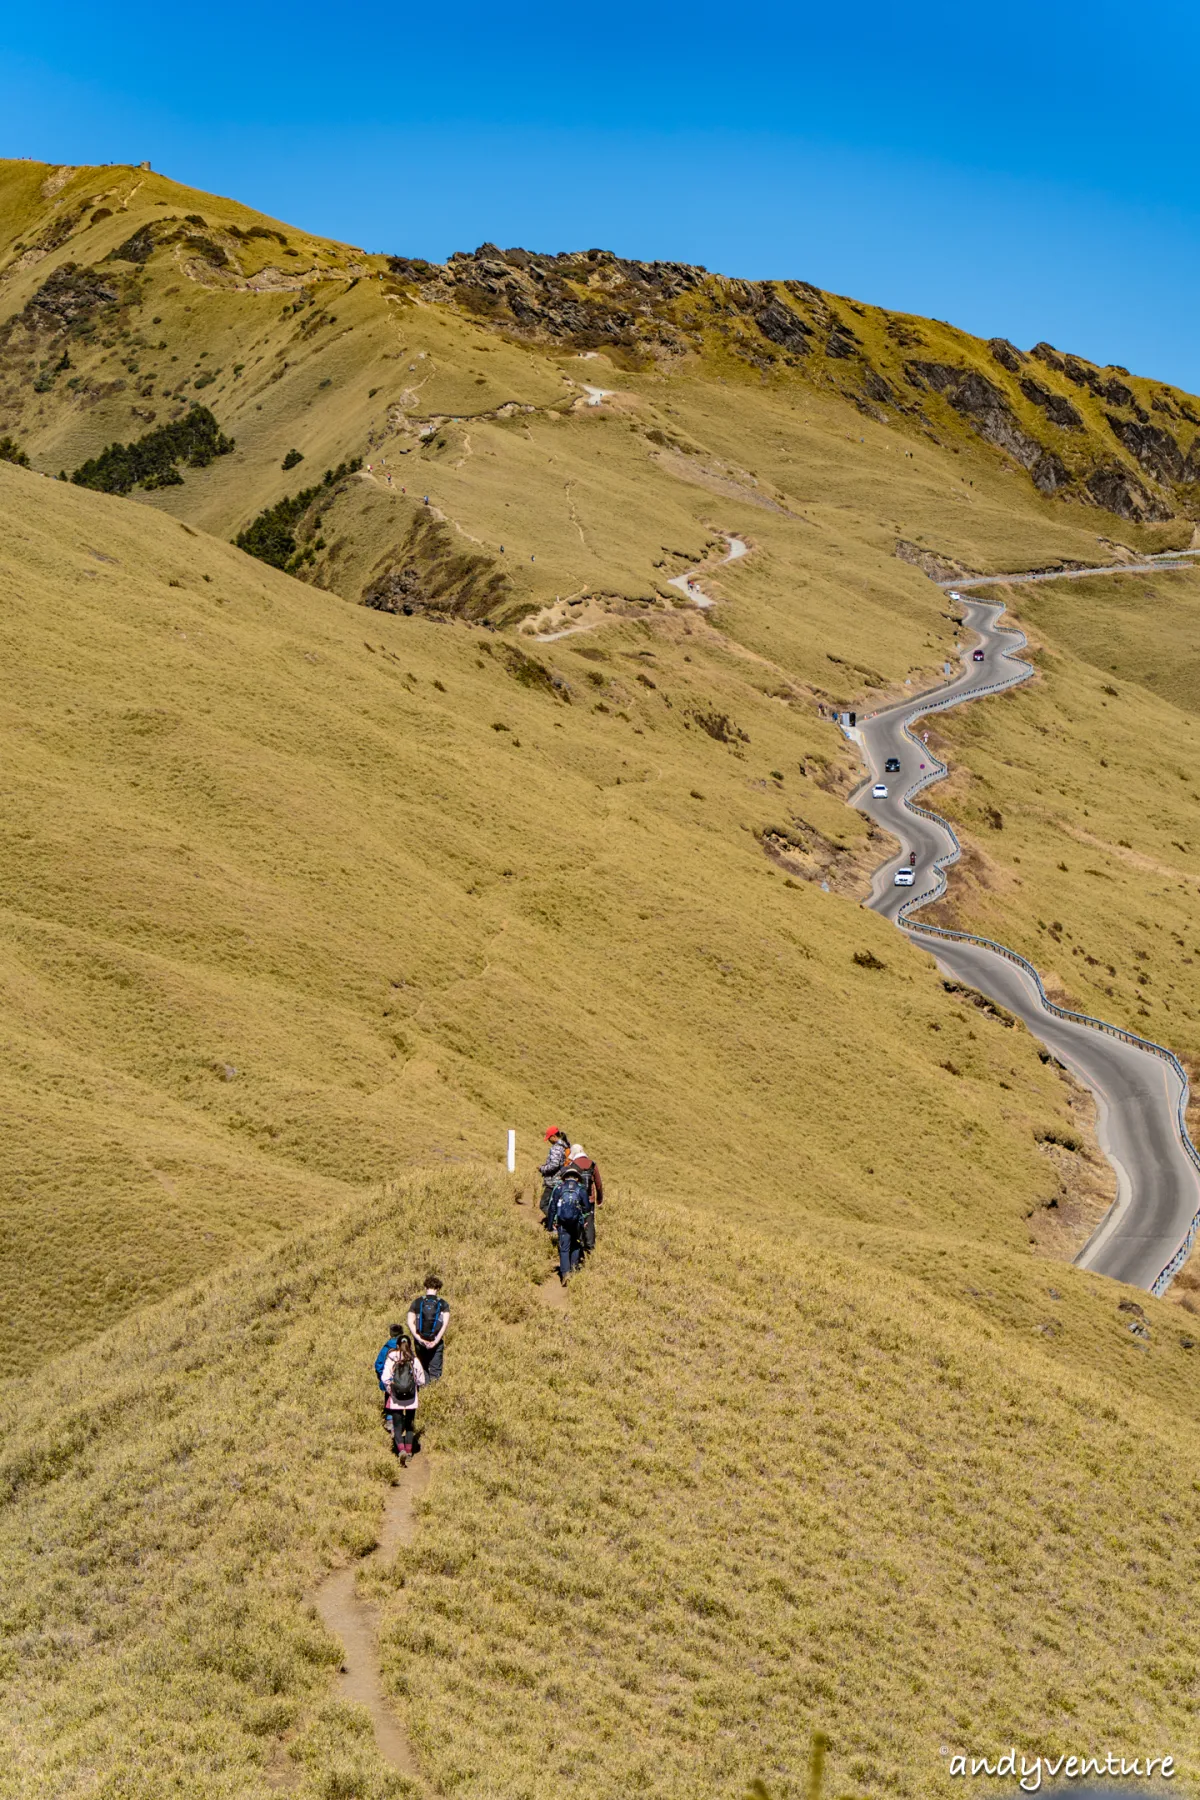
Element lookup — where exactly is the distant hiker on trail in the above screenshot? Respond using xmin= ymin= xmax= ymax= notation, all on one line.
xmin=551 ymin=1145 xmax=604 ymax=1284
xmin=381 ymin=1335 xmax=426 ymax=1465
xmin=539 ymin=1127 xmax=571 ymax=1231
xmin=407 ymin=1275 xmax=450 ymax=1381
xmin=374 ymin=1321 xmax=407 ymax=1390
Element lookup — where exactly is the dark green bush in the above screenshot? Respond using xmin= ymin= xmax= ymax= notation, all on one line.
xmin=70 ymin=405 xmax=234 ymax=495
xmin=0 ymin=436 xmax=31 ymax=469
xmin=281 ymin=449 xmax=304 ymax=470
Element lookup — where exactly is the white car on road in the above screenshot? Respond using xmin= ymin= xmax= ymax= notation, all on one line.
xmin=872 ymin=782 xmax=888 ymax=798
xmin=894 ymin=868 xmax=915 ymax=886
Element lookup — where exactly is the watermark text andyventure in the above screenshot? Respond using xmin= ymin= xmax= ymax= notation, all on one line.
xmin=947 ymin=1749 xmax=1175 ymax=1792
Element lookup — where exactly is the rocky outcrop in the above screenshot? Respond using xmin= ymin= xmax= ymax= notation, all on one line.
xmin=885 ymin=317 xmax=926 ymax=349
xmin=895 ymin=540 xmax=979 ymax=582
xmin=904 ymin=361 xmax=1046 ymax=469
xmin=1032 ymin=452 xmax=1071 ymax=494
xmin=23 ymin=263 xmax=121 ymax=330
xmin=388 ymin=245 xmax=707 ymax=354
xmin=825 ymin=323 xmax=859 ymax=359
xmin=753 ymin=298 xmax=812 ymax=356
xmin=1035 ymin=347 xmax=1152 ymax=416
xmin=988 ymin=338 xmax=1025 ymax=373
xmin=861 ymin=368 xmax=897 ymax=407
xmin=1055 ymin=357 xmax=1143 ymax=415
xmin=1085 ymin=465 xmax=1172 ymax=523
xmin=362 ymin=513 xmax=515 ymax=622
xmin=1020 ymin=378 xmax=1083 ymax=430
xmin=1105 ymin=415 xmax=1187 ymax=486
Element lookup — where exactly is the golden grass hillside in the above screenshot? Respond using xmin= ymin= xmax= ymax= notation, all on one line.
xmin=0 ymin=457 xmax=1107 ymax=1375
xmin=2 ymin=1167 xmax=1199 ymax=1800
xmin=5 ymin=162 xmax=1200 ymax=1800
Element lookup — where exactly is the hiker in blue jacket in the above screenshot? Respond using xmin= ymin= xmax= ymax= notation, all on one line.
xmin=407 ymin=1275 xmax=450 ymax=1382
xmin=374 ymin=1321 xmax=407 ymax=1390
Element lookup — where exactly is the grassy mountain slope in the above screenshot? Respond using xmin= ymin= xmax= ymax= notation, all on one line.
xmin=1 ymin=456 xmax=1100 ymax=1374
xmin=2 ymin=1169 xmax=1199 ymax=1800
xmin=6 ymin=159 xmax=1200 ymax=1795
xmin=0 ymin=158 xmax=1194 ymax=661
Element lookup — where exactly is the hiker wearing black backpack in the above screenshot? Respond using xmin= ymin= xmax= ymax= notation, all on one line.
xmin=551 ymin=1146 xmax=604 ymax=1284
xmin=407 ymin=1275 xmax=450 ymax=1381
xmin=538 ymin=1126 xmax=571 ymax=1232
xmin=380 ymin=1334 xmax=426 ymax=1464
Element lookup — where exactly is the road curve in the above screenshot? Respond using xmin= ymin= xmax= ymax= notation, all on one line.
xmin=849 ymin=596 xmax=1200 ymax=1294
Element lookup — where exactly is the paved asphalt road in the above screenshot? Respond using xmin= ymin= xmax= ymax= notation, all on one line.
xmin=849 ymin=596 xmax=1200 ymax=1293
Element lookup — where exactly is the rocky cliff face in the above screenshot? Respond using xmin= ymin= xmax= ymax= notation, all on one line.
xmin=389 ymin=243 xmax=1200 ymax=524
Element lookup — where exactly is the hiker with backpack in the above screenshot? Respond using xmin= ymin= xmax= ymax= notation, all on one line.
xmin=407 ymin=1275 xmax=450 ymax=1381
xmin=538 ymin=1126 xmax=572 ymax=1232
xmin=380 ymin=1334 xmax=426 ymax=1464
xmin=566 ymin=1144 xmax=604 ymax=1261
xmin=550 ymin=1145 xmax=604 ymax=1284
xmin=374 ymin=1321 xmax=407 ymax=1391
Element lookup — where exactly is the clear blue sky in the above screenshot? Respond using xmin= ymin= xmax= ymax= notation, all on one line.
xmin=5 ymin=0 xmax=1200 ymax=390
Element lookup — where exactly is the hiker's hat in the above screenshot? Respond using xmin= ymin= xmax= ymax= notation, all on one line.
xmin=544 ymin=1126 xmax=560 ymax=1140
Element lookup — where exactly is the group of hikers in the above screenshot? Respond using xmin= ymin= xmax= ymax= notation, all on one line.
xmin=537 ymin=1127 xmax=604 ymax=1284
xmin=373 ymin=1276 xmax=450 ymax=1464
xmin=372 ymin=1130 xmax=604 ymax=1462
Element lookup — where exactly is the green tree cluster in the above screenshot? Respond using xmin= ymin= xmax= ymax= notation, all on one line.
xmin=233 ymin=458 xmax=361 ymax=570
xmin=70 ymin=405 xmax=234 ymax=495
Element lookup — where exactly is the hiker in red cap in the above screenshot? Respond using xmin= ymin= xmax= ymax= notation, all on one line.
xmin=538 ymin=1126 xmax=571 ymax=1232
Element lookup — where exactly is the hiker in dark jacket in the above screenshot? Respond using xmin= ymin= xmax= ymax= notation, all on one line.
xmin=539 ymin=1127 xmax=571 ymax=1231
xmin=407 ymin=1275 xmax=450 ymax=1381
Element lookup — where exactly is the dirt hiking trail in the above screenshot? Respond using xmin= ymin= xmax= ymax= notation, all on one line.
xmin=268 ymin=1458 xmax=432 ymax=1789
xmin=312 ymin=1455 xmax=430 ymax=1774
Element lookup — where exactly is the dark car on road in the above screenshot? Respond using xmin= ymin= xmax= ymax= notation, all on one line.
xmin=973 ymin=648 xmax=985 ymax=662
xmin=884 ymin=757 xmax=901 ymax=772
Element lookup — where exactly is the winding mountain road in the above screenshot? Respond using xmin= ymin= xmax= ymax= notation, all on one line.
xmin=850 ymin=580 xmax=1200 ymax=1294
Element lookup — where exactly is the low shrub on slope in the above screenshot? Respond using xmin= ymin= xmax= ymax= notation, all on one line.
xmin=1 ymin=1169 xmax=1197 ymax=1799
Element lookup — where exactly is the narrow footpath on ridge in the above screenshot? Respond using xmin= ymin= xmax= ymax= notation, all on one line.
xmin=849 ymin=555 xmax=1200 ymax=1295
xmin=282 ymin=1193 xmax=571 ymax=1787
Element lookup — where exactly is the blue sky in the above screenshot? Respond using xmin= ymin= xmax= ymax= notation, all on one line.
xmin=5 ymin=0 xmax=1200 ymax=389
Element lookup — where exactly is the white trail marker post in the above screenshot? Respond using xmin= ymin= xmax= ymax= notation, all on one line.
xmin=506 ymin=1129 xmax=516 ymax=1174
